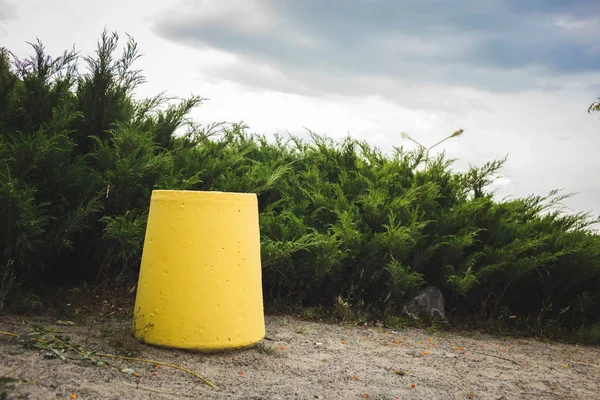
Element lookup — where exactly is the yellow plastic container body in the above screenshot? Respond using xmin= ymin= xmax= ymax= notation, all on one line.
xmin=132 ymin=190 xmax=265 ymax=351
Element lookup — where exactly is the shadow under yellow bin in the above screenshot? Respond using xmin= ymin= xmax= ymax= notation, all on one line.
xmin=132 ymin=190 xmax=265 ymax=352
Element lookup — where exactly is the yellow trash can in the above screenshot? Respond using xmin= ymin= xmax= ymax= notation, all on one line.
xmin=132 ymin=190 xmax=265 ymax=351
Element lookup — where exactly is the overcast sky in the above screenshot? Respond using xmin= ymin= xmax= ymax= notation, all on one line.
xmin=2 ymin=0 xmax=600 ymax=215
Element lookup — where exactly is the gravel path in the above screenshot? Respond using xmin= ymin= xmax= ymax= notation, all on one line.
xmin=1 ymin=314 xmax=598 ymax=399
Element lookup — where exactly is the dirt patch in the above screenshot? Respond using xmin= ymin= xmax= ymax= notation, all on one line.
xmin=1 ymin=314 xmax=598 ymax=399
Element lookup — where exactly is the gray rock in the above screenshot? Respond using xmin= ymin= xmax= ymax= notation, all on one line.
xmin=403 ymin=286 xmax=446 ymax=320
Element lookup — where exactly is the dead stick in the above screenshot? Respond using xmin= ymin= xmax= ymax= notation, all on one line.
xmin=1 ymin=330 xmax=50 ymax=345
xmin=1 ymin=364 xmax=24 ymax=376
xmin=470 ymin=350 xmax=522 ymax=366
xmin=567 ymin=360 xmax=600 ymax=369
xmin=96 ymin=352 xmax=217 ymax=389
xmin=52 ymin=335 xmax=87 ymax=358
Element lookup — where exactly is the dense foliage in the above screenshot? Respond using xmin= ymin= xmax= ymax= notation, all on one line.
xmin=1 ymin=32 xmax=599 ymax=340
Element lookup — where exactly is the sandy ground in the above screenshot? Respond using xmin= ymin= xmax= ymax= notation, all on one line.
xmin=1 ymin=313 xmax=599 ymax=400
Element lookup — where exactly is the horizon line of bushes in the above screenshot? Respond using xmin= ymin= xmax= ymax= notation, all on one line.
xmin=1 ymin=31 xmax=600 ymax=342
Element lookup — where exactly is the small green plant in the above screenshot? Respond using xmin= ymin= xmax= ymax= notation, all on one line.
xmin=332 ymin=296 xmax=354 ymax=322
xmin=0 ymin=377 xmax=25 ymax=400
xmin=575 ymin=323 xmax=600 ymax=345
xmin=254 ymin=342 xmax=277 ymax=355
xmin=7 ymin=291 xmax=42 ymax=315
xmin=0 ymin=268 xmax=18 ymax=311
xmin=383 ymin=314 xmax=405 ymax=329
xmin=57 ymin=302 xmax=80 ymax=320
xmin=300 ymin=306 xmax=327 ymax=321
xmin=101 ymin=322 xmax=142 ymax=357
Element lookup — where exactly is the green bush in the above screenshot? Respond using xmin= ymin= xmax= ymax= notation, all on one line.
xmin=1 ymin=32 xmax=599 ymax=341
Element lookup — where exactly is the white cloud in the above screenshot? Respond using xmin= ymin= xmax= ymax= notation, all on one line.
xmin=553 ymin=14 xmax=600 ymax=31
xmin=0 ymin=0 xmax=15 ymax=20
xmin=160 ymin=0 xmax=277 ymax=35
xmin=3 ymin=0 xmax=600 ymax=216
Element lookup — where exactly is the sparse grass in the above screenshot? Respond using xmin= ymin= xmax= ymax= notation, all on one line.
xmin=100 ymin=321 xmax=142 ymax=357
xmin=575 ymin=323 xmax=600 ymax=345
xmin=0 ymin=377 xmax=23 ymax=386
xmin=0 ymin=270 xmax=19 ymax=312
xmin=0 ymin=376 xmax=25 ymax=399
xmin=6 ymin=291 xmax=43 ymax=315
xmin=254 ymin=342 xmax=278 ymax=355
xmin=295 ymin=326 xmax=309 ymax=334
xmin=299 ymin=306 xmax=327 ymax=321
xmin=57 ymin=302 xmax=80 ymax=321
xmin=383 ymin=314 xmax=409 ymax=330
